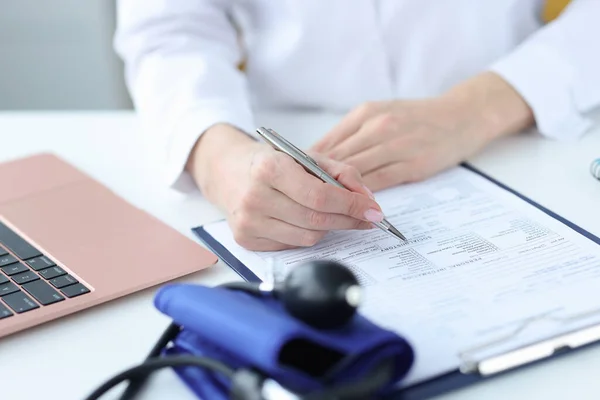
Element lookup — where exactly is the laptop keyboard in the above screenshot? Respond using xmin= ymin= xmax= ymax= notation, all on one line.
xmin=0 ymin=221 xmax=89 ymax=320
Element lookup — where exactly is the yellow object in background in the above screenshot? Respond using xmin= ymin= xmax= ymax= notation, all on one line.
xmin=543 ymin=0 xmax=571 ymax=23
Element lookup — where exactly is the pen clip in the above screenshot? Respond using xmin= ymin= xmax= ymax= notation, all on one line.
xmin=304 ymin=154 xmax=320 ymax=167
xmin=272 ymin=129 xmax=322 ymax=166
xmin=257 ymin=127 xmax=320 ymax=166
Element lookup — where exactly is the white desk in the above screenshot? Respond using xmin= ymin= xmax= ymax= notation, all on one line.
xmin=0 ymin=110 xmax=599 ymax=400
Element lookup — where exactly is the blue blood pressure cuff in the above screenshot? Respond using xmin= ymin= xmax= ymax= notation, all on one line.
xmin=153 ymin=283 xmax=415 ymax=399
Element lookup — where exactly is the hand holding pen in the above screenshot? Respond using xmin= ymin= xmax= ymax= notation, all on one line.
xmin=256 ymin=127 xmax=406 ymax=241
xmin=186 ymin=124 xmax=405 ymax=251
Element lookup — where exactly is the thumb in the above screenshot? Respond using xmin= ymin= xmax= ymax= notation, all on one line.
xmin=309 ymin=153 xmax=377 ymax=203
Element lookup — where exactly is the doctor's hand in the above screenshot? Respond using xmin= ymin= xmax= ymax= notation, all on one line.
xmin=186 ymin=124 xmax=382 ymax=251
xmin=311 ymin=72 xmax=534 ymax=192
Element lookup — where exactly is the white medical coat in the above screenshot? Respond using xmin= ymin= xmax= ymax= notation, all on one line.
xmin=113 ymin=0 xmax=600 ymax=191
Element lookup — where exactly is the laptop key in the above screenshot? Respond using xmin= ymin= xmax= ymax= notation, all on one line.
xmin=50 ymin=275 xmax=78 ymax=289
xmin=60 ymin=283 xmax=90 ymax=298
xmin=26 ymin=256 xmax=56 ymax=271
xmin=0 ymin=274 xmax=8 ymax=285
xmin=0 ymin=247 xmax=7 ymax=257
xmin=0 ymin=221 xmax=42 ymax=260
xmin=0 ymin=302 xmax=12 ymax=319
xmin=0 ymin=255 xmax=17 ymax=267
xmin=1 ymin=262 xmax=29 ymax=276
xmin=2 ymin=291 xmax=39 ymax=313
xmin=0 ymin=282 xmax=19 ymax=296
xmin=38 ymin=266 xmax=66 ymax=280
xmin=22 ymin=280 xmax=64 ymax=306
xmin=11 ymin=270 xmax=39 ymax=285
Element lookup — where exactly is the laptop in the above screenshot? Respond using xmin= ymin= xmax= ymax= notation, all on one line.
xmin=0 ymin=152 xmax=218 ymax=339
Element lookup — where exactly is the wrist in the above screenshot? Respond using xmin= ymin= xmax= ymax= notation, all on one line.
xmin=442 ymin=71 xmax=535 ymax=142
xmin=186 ymin=124 xmax=258 ymax=202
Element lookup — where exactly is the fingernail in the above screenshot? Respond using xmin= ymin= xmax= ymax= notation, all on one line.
xmin=364 ymin=209 xmax=383 ymax=223
xmin=363 ymin=185 xmax=375 ymax=200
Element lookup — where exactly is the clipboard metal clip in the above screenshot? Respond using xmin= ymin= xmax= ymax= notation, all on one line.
xmin=458 ymin=307 xmax=600 ymax=376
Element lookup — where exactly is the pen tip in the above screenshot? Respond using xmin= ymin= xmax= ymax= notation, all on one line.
xmin=389 ymin=226 xmax=407 ymax=241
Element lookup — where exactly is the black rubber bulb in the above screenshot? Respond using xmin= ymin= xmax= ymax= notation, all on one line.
xmin=278 ymin=260 xmax=362 ymax=329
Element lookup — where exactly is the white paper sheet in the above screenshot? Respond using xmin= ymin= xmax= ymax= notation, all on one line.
xmin=203 ymin=166 xmax=600 ymax=386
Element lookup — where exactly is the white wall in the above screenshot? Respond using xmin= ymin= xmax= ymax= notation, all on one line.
xmin=0 ymin=0 xmax=132 ymax=110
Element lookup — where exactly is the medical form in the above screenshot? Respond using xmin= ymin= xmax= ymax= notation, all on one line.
xmin=202 ymin=166 xmax=600 ymax=386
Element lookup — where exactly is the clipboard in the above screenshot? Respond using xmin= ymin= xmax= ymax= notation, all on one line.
xmin=192 ymin=164 xmax=600 ymax=399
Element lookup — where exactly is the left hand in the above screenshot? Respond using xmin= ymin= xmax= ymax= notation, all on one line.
xmin=311 ymin=72 xmax=534 ymax=192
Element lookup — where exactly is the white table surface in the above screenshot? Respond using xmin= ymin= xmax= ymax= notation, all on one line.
xmin=0 ymin=110 xmax=599 ymax=400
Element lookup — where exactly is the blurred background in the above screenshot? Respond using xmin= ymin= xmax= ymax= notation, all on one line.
xmin=0 ymin=0 xmax=132 ymax=110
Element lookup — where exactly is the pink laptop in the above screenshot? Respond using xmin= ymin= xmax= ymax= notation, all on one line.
xmin=0 ymin=153 xmax=218 ymax=339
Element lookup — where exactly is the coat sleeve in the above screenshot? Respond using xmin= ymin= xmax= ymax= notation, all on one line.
xmin=490 ymin=0 xmax=600 ymax=140
xmin=114 ymin=0 xmax=255 ymax=191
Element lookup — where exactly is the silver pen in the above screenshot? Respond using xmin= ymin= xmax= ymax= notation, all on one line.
xmin=255 ymin=127 xmax=407 ymax=241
